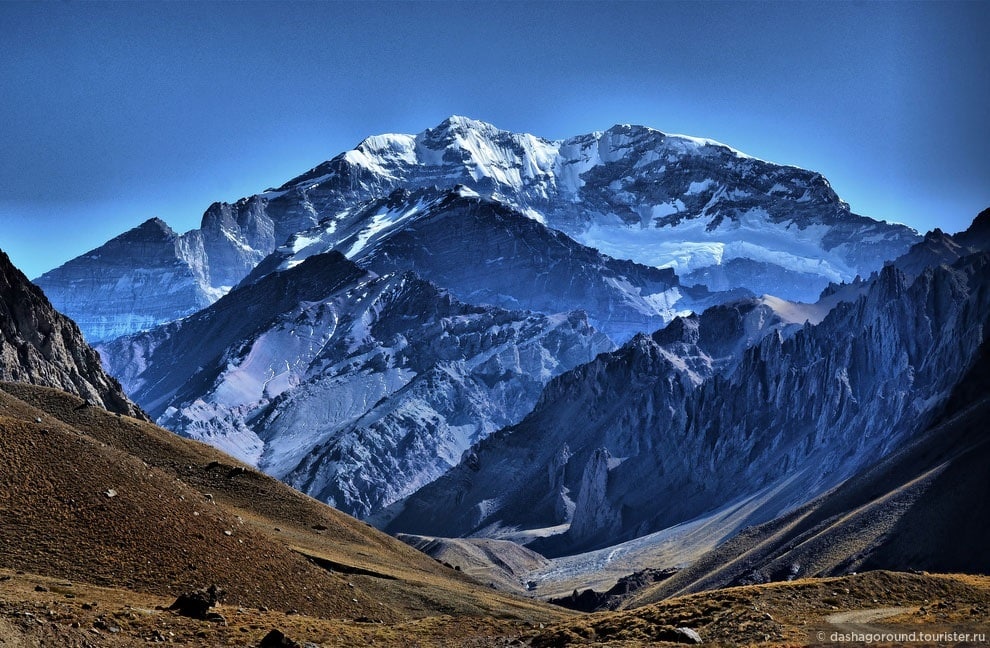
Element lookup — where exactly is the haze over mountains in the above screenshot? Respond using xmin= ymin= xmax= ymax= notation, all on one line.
xmin=18 ymin=117 xmax=989 ymax=612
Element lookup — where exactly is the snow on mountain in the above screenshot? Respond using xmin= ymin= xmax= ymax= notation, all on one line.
xmin=99 ymin=251 xmax=612 ymax=518
xmin=381 ymin=215 xmax=990 ymax=556
xmin=40 ymin=116 xmax=918 ymax=341
xmin=243 ymin=186 xmax=751 ymax=343
xmin=274 ymin=117 xmax=919 ymax=302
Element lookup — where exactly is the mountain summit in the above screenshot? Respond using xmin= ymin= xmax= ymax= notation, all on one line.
xmin=37 ymin=116 xmax=918 ymax=341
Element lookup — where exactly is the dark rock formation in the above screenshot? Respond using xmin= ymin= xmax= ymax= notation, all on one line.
xmin=0 ymin=249 xmax=144 ymax=418
xmin=165 ymin=584 xmax=226 ymax=620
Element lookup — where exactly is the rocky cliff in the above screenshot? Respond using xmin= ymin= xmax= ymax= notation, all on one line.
xmin=382 ymin=215 xmax=989 ymax=556
xmin=0 ymin=249 xmax=143 ymax=417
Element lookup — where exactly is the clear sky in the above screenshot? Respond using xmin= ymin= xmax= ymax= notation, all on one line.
xmin=1 ymin=1 xmax=987 ymax=279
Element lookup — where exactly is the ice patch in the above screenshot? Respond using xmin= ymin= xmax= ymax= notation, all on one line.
xmin=576 ymin=207 xmax=855 ymax=281
xmin=686 ymin=179 xmax=714 ymax=195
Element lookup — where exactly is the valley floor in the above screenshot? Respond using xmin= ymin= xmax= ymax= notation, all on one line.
xmin=2 ymin=569 xmax=987 ymax=647
xmin=0 ymin=568 xmax=537 ymax=647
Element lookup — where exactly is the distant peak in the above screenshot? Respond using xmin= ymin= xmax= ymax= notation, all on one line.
xmin=128 ymin=217 xmax=176 ymax=238
xmin=427 ymin=115 xmax=503 ymax=140
xmin=132 ymin=216 xmax=175 ymax=234
xmin=437 ymin=115 xmax=493 ymax=131
xmin=605 ymin=123 xmax=660 ymax=136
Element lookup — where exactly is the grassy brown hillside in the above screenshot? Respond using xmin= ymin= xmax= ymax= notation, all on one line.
xmin=527 ymin=570 xmax=990 ymax=647
xmin=0 ymin=382 xmax=566 ymax=646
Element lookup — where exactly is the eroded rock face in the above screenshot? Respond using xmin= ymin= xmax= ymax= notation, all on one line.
xmin=0 ymin=249 xmax=143 ymax=418
xmin=100 ymin=252 xmax=613 ymax=518
xmin=383 ymin=223 xmax=990 ymax=555
xmin=569 ymin=448 xmax=620 ymax=542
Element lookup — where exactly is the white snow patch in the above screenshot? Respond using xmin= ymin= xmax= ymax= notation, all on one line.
xmin=686 ymin=179 xmax=714 ymax=195
xmin=344 ymin=202 xmax=422 ymax=259
xmin=576 ymin=207 xmax=855 ymax=281
xmin=666 ymin=133 xmax=762 ymax=161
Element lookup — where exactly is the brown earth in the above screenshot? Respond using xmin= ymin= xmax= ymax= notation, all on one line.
xmin=527 ymin=570 xmax=990 ymax=647
xmin=0 ymin=382 xmax=566 ymax=646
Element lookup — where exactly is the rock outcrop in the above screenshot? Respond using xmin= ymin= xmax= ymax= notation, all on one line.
xmin=0 ymin=249 xmax=143 ymax=418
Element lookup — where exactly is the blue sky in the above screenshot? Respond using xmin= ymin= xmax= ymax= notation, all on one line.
xmin=1 ymin=0 xmax=988 ymax=279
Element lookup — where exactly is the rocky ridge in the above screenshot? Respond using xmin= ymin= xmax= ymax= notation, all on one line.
xmin=383 ymin=214 xmax=990 ymax=557
xmin=0 ymin=249 xmax=143 ymax=418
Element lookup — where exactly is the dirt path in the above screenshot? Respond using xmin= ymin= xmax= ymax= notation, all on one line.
xmin=826 ymin=607 xmax=914 ymax=625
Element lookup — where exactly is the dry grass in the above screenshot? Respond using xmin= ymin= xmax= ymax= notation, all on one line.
xmin=0 ymin=569 xmax=546 ymax=647
xmin=0 ymin=383 xmax=566 ymax=646
xmin=526 ymin=570 xmax=990 ymax=646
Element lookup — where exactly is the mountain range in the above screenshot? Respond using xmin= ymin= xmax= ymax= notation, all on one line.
xmin=2 ymin=115 xmax=988 ymax=646
xmin=20 ymin=116 xmax=988 ymax=606
xmin=30 ymin=117 xmax=927 ymax=524
xmin=36 ymin=116 xmax=918 ymax=343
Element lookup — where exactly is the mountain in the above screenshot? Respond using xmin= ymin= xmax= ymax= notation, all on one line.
xmin=100 ymin=250 xmax=612 ymax=518
xmin=0 ymin=250 xmax=564 ymax=646
xmin=625 ymin=335 xmax=990 ymax=606
xmin=0 ymin=248 xmax=143 ymax=418
xmin=271 ymin=117 xmax=918 ymax=304
xmin=382 ymin=214 xmax=990 ymax=558
xmin=244 ymin=185 xmax=750 ymax=343
xmin=36 ymin=116 xmax=918 ymax=341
